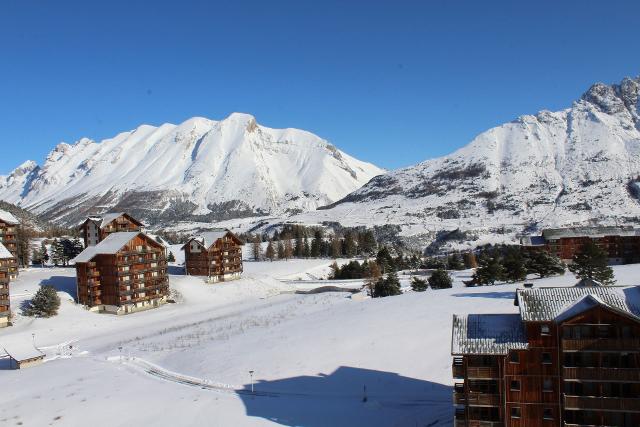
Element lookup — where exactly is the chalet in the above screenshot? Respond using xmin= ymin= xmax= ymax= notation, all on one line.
xmin=0 ymin=242 xmax=17 ymax=328
xmin=452 ymin=285 xmax=640 ymax=427
xmin=73 ymin=231 xmax=169 ymax=315
xmin=183 ymin=230 xmax=243 ymax=282
xmin=521 ymin=226 xmax=640 ymax=264
xmin=79 ymin=212 xmax=144 ymax=247
xmin=0 ymin=209 xmax=19 ymax=272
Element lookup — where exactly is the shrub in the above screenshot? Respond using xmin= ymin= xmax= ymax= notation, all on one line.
xmin=428 ymin=268 xmax=453 ymax=289
xmin=410 ymin=276 xmax=428 ymax=292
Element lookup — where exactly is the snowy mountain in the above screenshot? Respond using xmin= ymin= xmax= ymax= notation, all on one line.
xmin=293 ymin=76 xmax=640 ymax=247
xmin=0 ymin=113 xmax=383 ymax=226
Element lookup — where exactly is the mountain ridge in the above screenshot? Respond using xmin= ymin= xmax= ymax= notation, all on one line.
xmin=0 ymin=112 xmax=384 ymax=227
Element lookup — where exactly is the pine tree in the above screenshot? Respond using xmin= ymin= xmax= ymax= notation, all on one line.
xmin=473 ymin=256 xmax=505 ymax=285
xmin=344 ymin=233 xmax=357 ymax=258
xmin=265 ymin=240 xmax=275 ymax=261
xmin=364 ymin=261 xmax=382 ymax=296
xmin=310 ymin=232 xmax=321 ymax=258
xmin=502 ymin=247 xmax=527 ymax=282
xmin=25 ymin=285 xmax=61 ymax=317
xmin=294 ymin=235 xmax=304 ymax=258
xmin=167 ymin=251 xmax=176 ymax=262
xmin=429 ymin=268 xmax=453 ymax=289
xmin=527 ymin=251 xmax=565 ymax=278
xmin=360 ymin=230 xmax=377 ymax=255
xmin=70 ymin=237 xmax=84 ymax=258
xmin=447 ymin=253 xmax=465 ymax=270
xmin=283 ymin=236 xmax=293 ymax=260
xmin=277 ymin=240 xmax=286 ymax=260
xmin=252 ymin=235 xmax=262 ymax=261
xmin=569 ymin=241 xmax=615 ymax=285
xmin=330 ymin=236 xmax=342 ymax=259
xmin=16 ymin=224 xmax=34 ymax=268
xmin=373 ymin=270 xmax=402 ymax=298
xmin=410 ymin=276 xmax=428 ymax=292
xmin=51 ymin=239 xmax=64 ymax=266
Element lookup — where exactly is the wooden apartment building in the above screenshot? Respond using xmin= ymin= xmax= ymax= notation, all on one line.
xmin=79 ymin=212 xmax=144 ymax=247
xmin=521 ymin=226 xmax=640 ymax=264
xmin=452 ymin=284 xmax=640 ymax=427
xmin=73 ymin=231 xmax=169 ymax=315
xmin=183 ymin=230 xmax=243 ymax=282
xmin=0 ymin=209 xmax=19 ymax=277
xmin=0 ymin=242 xmax=17 ymax=328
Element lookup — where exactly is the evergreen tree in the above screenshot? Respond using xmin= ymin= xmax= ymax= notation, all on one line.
xmin=428 ymin=268 xmax=453 ymax=289
xmin=16 ymin=224 xmax=33 ymax=268
xmin=527 ymin=251 xmax=565 ymax=278
xmin=376 ymin=246 xmax=395 ymax=273
xmin=373 ymin=270 xmax=402 ymax=298
xmin=344 ymin=233 xmax=357 ymax=257
xmin=69 ymin=237 xmax=84 ymax=258
xmin=167 ymin=251 xmax=176 ymax=262
xmin=447 ymin=253 xmax=465 ymax=270
xmin=51 ymin=239 xmax=64 ymax=266
xmin=569 ymin=241 xmax=615 ymax=285
xmin=364 ymin=261 xmax=382 ymax=297
xmin=294 ymin=235 xmax=304 ymax=258
xmin=277 ymin=240 xmax=286 ymax=260
xmin=473 ymin=256 xmax=505 ymax=285
xmin=303 ymin=237 xmax=311 ymax=258
xmin=410 ymin=276 xmax=429 ymax=292
xmin=502 ymin=247 xmax=527 ymax=282
xmin=24 ymin=285 xmax=61 ymax=317
xmin=310 ymin=232 xmax=322 ymax=258
xmin=265 ymin=240 xmax=276 ymax=261
xmin=463 ymin=251 xmax=478 ymax=269
xmin=283 ymin=236 xmax=293 ymax=260
xmin=360 ymin=230 xmax=377 ymax=255
xmin=330 ymin=236 xmax=342 ymax=259
xmin=252 ymin=235 xmax=262 ymax=261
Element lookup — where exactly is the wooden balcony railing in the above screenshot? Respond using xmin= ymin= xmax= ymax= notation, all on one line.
xmin=563 ymin=367 xmax=640 ymax=382
xmin=467 ymin=393 xmax=501 ymax=407
xmin=563 ymin=394 xmax=640 ymax=412
xmin=562 ymin=338 xmax=640 ymax=352
xmin=453 ymin=361 xmax=465 ymax=379
xmin=467 ymin=366 xmax=500 ymax=379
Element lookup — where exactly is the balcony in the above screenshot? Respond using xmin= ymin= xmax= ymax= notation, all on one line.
xmin=453 ymin=357 xmax=465 ymax=378
xmin=563 ymin=394 xmax=640 ymax=412
xmin=562 ymin=338 xmax=640 ymax=352
xmin=563 ymin=367 xmax=640 ymax=382
xmin=467 ymin=393 xmax=501 ymax=407
xmin=467 ymin=366 xmax=500 ymax=379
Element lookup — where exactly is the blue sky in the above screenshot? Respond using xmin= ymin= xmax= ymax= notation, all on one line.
xmin=1 ymin=0 xmax=639 ymax=174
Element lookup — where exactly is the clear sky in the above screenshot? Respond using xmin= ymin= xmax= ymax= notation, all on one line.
xmin=1 ymin=0 xmax=639 ymax=174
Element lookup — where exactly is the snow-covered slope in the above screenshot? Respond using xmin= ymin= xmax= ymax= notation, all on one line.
xmin=295 ymin=76 xmax=640 ymax=243
xmin=0 ymin=113 xmax=383 ymax=226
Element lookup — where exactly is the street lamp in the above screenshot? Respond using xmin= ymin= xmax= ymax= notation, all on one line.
xmin=249 ymin=370 xmax=255 ymax=394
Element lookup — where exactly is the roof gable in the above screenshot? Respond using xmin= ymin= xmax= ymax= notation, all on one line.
xmin=517 ymin=286 xmax=640 ymax=322
xmin=0 ymin=210 xmax=19 ymax=225
xmin=0 ymin=242 xmax=13 ymax=259
xmin=73 ymin=231 xmax=160 ymax=263
xmin=182 ymin=229 xmax=242 ymax=250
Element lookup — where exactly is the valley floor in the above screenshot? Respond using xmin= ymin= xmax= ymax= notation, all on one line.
xmin=2 ymin=261 xmax=639 ymax=427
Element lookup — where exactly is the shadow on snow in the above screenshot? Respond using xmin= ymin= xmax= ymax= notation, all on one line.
xmin=40 ymin=276 xmax=78 ymax=301
xmin=451 ymin=291 xmax=515 ymax=300
xmin=237 ymin=366 xmax=452 ymax=427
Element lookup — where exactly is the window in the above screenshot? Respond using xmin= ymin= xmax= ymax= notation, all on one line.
xmin=510 ymin=380 xmax=521 ymax=391
xmin=509 ymin=352 xmax=520 ymax=363
xmin=543 ymin=378 xmax=553 ymax=392
xmin=542 ymin=352 xmax=552 ymax=364
xmin=541 ymin=324 xmax=550 ymax=335
xmin=543 ymin=408 xmax=553 ymax=420
xmin=510 ymin=407 xmax=521 ymax=418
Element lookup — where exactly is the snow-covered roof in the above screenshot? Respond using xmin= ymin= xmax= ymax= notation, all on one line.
xmin=2 ymin=341 xmax=44 ymax=362
xmin=184 ymin=230 xmax=234 ymax=250
xmin=99 ymin=212 xmax=127 ymax=228
xmin=73 ymin=231 xmax=141 ymax=263
xmin=451 ymin=314 xmax=528 ymax=355
xmin=0 ymin=242 xmax=13 ymax=259
xmin=541 ymin=226 xmax=640 ymax=240
xmin=0 ymin=209 xmax=19 ymax=225
xmin=520 ymin=235 xmax=546 ymax=246
xmin=79 ymin=213 xmax=144 ymax=229
xmin=517 ymin=286 xmax=640 ymax=322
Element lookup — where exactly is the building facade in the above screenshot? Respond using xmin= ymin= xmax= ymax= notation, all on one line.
xmin=183 ymin=230 xmax=243 ymax=282
xmin=0 ymin=210 xmax=19 ymax=275
xmin=79 ymin=212 xmax=144 ymax=247
xmin=452 ymin=285 xmax=640 ymax=427
xmin=0 ymin=243 xmax=17 ymax=328
xmin=521 ymin=226 xmax=640 ymax=264
xmin=73 ymin=232 xmax=169 ymax=315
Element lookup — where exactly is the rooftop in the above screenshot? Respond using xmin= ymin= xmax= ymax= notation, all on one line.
xmin=451 ymin=313 xmax=528 ymax=355
xmin=0 ymin=242 xmax=13 ymax=259
xmin=73 ymin=231 xmax=141 ymax=263
xmin=517 ymin=286 xmax=640 ymax=322
xmin=0 ymin=209 xmax=19 ymax=225
xmin=541 ymin=226 xmax=640 ymax=240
